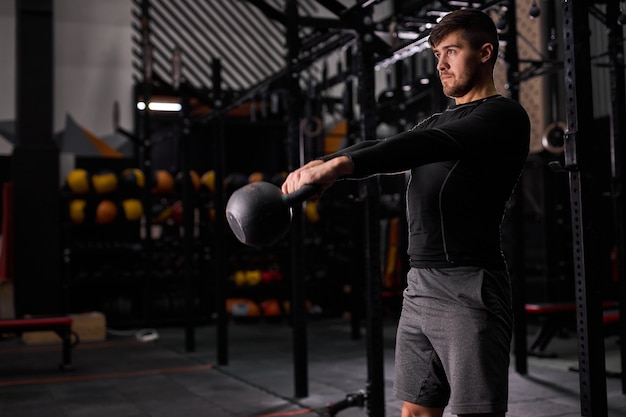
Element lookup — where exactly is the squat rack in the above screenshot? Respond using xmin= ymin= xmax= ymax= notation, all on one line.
xmin=561 ymin=1 xmax=626 ymax=416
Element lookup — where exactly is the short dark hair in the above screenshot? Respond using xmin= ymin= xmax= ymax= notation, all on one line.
xmin=428 ymin=9 xmax=499 ymax=66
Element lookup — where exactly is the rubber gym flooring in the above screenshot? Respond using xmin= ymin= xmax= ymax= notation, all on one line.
xmin=0 ymin=317 xmax=625 ymax=417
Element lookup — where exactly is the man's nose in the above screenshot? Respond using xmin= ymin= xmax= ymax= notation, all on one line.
xmin=437 ymin=57 xmax=448 ymax=71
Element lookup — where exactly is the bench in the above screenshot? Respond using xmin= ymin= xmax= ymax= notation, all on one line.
xmin=525 ymin=301 xmax=619 ymax=358
xmin=0 ymin=316 xmax=77 ymax=370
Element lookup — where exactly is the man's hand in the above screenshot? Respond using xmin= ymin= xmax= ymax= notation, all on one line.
xmin=281 ymin=156 xmax=353 ymax=198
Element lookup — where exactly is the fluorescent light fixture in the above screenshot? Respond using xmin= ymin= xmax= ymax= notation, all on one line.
xmin=136 ymin=101 xmax=182 ymax=112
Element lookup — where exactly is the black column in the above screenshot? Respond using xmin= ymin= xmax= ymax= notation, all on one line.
xmin=562 ymin=2 xmax=608 ymax=416
xmin=285 ymin=0 xmax=308 ymax=399
xmin=357 ymin=9 xmax=385 ymax=417
xmin=502 ymin=1 xmax=528 ymax=376
xmin=12 ymin=0 xmax=61 ymax=316
xmin=605 ymin=0 xmax=626 ymax=394
xmin=212 ymin=58 xmax=229 ymax=366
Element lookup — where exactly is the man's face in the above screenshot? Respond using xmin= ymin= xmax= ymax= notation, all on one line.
xmin=431 ymin=31 xmax=483 ymax=99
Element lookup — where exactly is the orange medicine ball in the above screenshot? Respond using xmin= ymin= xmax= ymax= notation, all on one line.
xmin=190 ymin=170 xmax=201 ymax=192
xmin=248 ymin=171 xmax=264 ymax=183
xmin=151 ymin=170 xmax=175 ymax=195
xmin=95 ymin=199 xmax=118 ymax=224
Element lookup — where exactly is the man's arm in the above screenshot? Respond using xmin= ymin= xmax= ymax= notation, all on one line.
xmin=281 ymin=155 xmax=354 ymax=197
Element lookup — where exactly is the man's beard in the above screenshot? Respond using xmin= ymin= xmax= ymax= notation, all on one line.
xmin=441 ymin=63 xmax=480 ymax=98
xmin=443 ymin=81 xmax=471 ymax=98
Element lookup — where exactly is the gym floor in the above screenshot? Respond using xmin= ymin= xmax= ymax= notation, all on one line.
xmin=0 ymin=317 xmax=625 ymax=417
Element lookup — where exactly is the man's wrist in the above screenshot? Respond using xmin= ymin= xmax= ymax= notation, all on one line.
xmin=332 ymin=155 xmax=354 ymax=177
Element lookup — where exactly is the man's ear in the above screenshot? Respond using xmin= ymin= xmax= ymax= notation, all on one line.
xmin=480 ymin=43 xmax=494 ymax=63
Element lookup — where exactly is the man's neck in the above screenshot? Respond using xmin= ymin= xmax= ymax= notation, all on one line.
xmin=454 ymin=81 xmax=498 ymax=105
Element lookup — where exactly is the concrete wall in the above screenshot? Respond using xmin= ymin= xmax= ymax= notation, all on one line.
xmin=0 ymin=0 xmax=134 ymax=152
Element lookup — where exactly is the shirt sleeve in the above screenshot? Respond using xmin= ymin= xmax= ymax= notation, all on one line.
xmin=342 ymin=97 xmax=530 ymax=178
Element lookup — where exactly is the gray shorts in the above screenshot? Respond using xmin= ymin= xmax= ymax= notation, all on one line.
xmin=393 ymin=267 xmax=513 ymax=415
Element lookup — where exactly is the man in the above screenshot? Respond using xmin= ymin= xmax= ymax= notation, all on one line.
xmin=282 ymin=9 xmax=530 ymax=417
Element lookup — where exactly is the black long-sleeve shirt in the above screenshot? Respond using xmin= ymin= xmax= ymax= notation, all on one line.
xmin=326 ymin=95 xmax=530 ymax=269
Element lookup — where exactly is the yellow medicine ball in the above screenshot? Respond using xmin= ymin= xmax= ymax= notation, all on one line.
xmin=121 ymin=199 xmax=143 ymax=221
xmin=92 ymin=171 xmax=118 ymax=194
xmin=201 ymin=170 xmax=215 ymax=192
xmin=69 ymin=199 xmax=87 ymax=224
xmin=66 ymin=169 xmax=90 ymax=194
xmin=305 ymin=201 xmax=320 ymax=223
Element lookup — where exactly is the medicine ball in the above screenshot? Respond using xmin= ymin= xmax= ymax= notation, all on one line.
xmin=190 ymin=170 xmax=201 ymax=192
xmin=92 ymin=170 xmax=118 ymax=194
xmin=121 ymin=199 xmax=143 ymax=221
xmin=248 ymin=171 xmax=265 ymax=183
xmin=305 ymin=201 xmax=320 ymax=223
xmin=269 ymin=171 xmax=287 ymax=187
xmin=66 ymin=169 xmax=90 ymax=194
xmin=151 ymin=200 xmax=172 ymax=223
xmin=120 ymin=168 xmax=145 ymax=192
xmin=201 ymin=170 xmax=215 ymax=192
xmin=227 ymin=298 xmax=260 ymax=317
xmin=95 ymin=199 xmax=118 ymax=224
xmin=69 ymin=199 xmax=87 ymax=224
xmin=175 ymin=170 xmax=201 ymax=193
xmin=170 ymin=200 xmax=184 ymax=223
xmin=261 ymin=299 xmax=281 ymax=317
xmin=151 ymin=170 xmax=175 ymax=195
xmin=224 ymin=172 xmax=249 ymax=194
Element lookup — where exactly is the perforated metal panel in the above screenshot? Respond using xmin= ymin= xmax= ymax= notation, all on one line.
xmin=516 ymin=2 xmax=548 ymax=154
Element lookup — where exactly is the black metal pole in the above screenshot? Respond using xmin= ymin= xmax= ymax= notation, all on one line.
xmin=561 ymin=2 xmax=608 ymax=415
xmin=501 ymin=0 xmax=528 ymax=376
xmin=285 ymin=0 xmax=308 ymax=399
xmin=357 ymin=9 xmax=385 ymax=417
xmin=212 ymin=58 xmax=229 ymax=366
xmin=13 ymin=0 xmax=61 ymax=317
xmin=137 ymin=0 xmax=154 ymax=283
xmin=344 ymin=48 xmax=363 ymax=342
xmin=179 ymin=73 xmax=196 ymax=353
xmin=605 ymin=0 xmax=626 ymax=394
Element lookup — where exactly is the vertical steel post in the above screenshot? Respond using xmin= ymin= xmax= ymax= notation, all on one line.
xmin=502 ymin=0 xmax=528 ymax=376
xmin=178 ymin=71 xmax=196 ymax=353
xmin=13 ymin=0 xmax=61 ymax=316
xmin=212 ymin=58 xmax=229 ymax=366
xmin=138 ymin=0 xmax=154 ymax=257
xmin=285 ymin=0 xmax=308 ymax=399
xmin=357 ymin=8 xmax=385 ymax=417
xmin=605 ymin=0 xmax=626 ymax=394
xmin=561 ymin=2 xmax=608 ymax=415
xmin=341 ymin=47 xmax=364 ymax=342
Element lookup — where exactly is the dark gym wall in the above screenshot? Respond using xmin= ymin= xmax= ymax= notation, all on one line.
xmin=12 ymin=0 xmax=62 ymax=315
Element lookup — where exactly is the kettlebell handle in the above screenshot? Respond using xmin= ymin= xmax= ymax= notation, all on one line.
xmin=283 ymin=183 xmax=320 ymax=206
